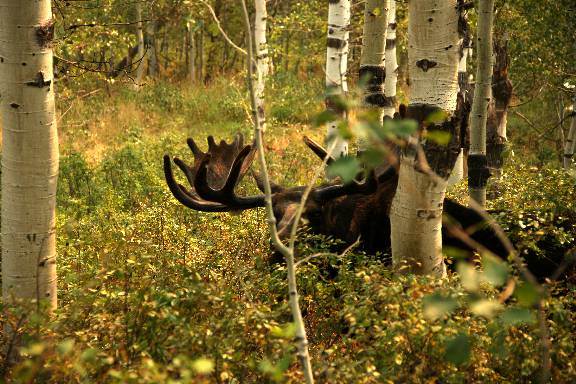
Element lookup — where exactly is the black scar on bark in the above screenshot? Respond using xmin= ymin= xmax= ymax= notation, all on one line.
xmin=468 ymin=154 xmax=491 ymax=188
xmin=406 ymin=98 xmax=463 ymax=179
xmin=416 ymin=59 xmax=437 ymax=72
xmin=327 ymin=37 xmax=346 ymax=49
xmin=26 ymin=72 xmax=51 ymax=88
xmin=36 ymin=19 xmax=55 ymax=48
xmin=386 ymin=38 xmax=396 ymax=50
xmin=10 ymin=103 xmax=20 ymax=109
xmin=328 ymin=0 xmax=341 ymax=3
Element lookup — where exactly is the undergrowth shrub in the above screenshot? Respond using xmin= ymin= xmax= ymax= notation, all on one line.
xmin=2 ymin=78 xmax=575 ymax=383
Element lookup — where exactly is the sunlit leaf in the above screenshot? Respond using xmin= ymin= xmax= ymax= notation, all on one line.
xmin=456 ymin=262 xmax=479 ymax=292
xmin=423 ymin=292 xmax=458 ymax=321
xmin=470 ymin=299 xmax=502 ymax=318
xmin=424 ymin=130 xmax=451 ymax=145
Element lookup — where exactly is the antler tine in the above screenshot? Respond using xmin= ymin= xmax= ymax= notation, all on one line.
xmin=163 ymin=155 xmax=230 ymax=212
xmin=173 ymin=157 xmax=195 ymax=186
xmin=303 ymin=135 xmax=335 ymax=165
xmin=194 ymin=148 xmax=266 ymax=209
xmin=187 ymin=138 xmax=204 ymax=159
xmin=313 ymin=169 xmax=378 ymax=202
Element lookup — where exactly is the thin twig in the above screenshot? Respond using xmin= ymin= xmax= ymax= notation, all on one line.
xmin=199 ymin=0 xmax=247 ymax=56
xmin=295 ymin=236 xmax=361 ymax=269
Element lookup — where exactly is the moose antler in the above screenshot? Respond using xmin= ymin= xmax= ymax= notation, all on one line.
xmin=164 ymin=133 xmax=265 ymax=211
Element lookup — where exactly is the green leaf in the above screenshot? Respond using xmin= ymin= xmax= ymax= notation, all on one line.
xmin=424 ymin=130 xmax=451 ymax=145
xmin=444 ymin=333 xmax=471 ymax=365
xmin=424 ymin=109 xmax=448 ymax=124
xmin=500 ymin=307 xmax=536 ymax=326
xmin=423 ymin=292 xmax=458 ymax=321
xmin=514 ymin=280 xmax=542 ymax=306
xmin=359 ymin=148 xmax=385 ymax=168
xmin=470 ymin=299 xmax=502 ymax=318
xmin=384 ymin=118 xmax=418 ymax=138
xmin=456 ymin=262 xmax=479 ymax=292
xmin=57 ymin=339 xmax=75 ymax=356
xmin=326 ymin=156 xmax=361 ymax=183
xmin=481 ymin=254 xmax=509 ymax=287
xmin=372 ymin=7 xmax=381 ymax=16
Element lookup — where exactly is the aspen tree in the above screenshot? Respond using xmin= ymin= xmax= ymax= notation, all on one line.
xmin=487 ymin=38 xmax=513 ymax=177
xmin=383 ymin=0 xmax=397 ymax=118
xmin=468 ymin=0 xmax=495 ymax=206
xmin=447 ymin=1 xmax=473 ymax=186
xmin=325 ymin=0 xmax=351 ymax=157
xmin=1 ymin=0 xmax=59 ymax=309
xmin=254 ymin=0 xmax=269 ymax=132
xmin=390 ymin=0 xmax=461 ymax=277
xmin=134 ymin=2 xmax=145 ymax=89
xmin=359 ymin=0 xmax=389 ymax=139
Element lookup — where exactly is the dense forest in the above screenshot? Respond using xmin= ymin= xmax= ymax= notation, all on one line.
xmin=1 ymin=0 xmax=575 ymax=382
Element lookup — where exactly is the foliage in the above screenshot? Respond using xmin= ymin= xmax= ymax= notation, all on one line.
xmin=2 ymin=77 xmax=576 ymax=382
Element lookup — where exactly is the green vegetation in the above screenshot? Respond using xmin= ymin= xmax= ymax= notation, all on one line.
xmin=2 ymin=78 xmax=574 ymax=383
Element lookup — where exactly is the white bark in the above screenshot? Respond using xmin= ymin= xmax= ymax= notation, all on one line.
xmin=325 ymin=0 xmax=351 ymax=157
xmin=390 ymin=0 xmax=460 ymax=277
xmin=564 ymin=96 xmax=576 ymax=168
xmin=254 ymin=0 xmax=269 ymax=132
xmin=134 ymin=2 xmax=145 ymax=89
xmin=383 ymin=0 xmax=398 ymax=118
xmin=468 ymin=0 xmax=495 ymax=206
xmin=1 ymin=0 xmax=59 ymax=309
xmin=359 ymin=0 xmax=389 ymax=151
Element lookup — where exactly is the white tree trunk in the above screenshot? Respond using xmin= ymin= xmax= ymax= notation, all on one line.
xmin=254 ymin=0 xmax=269 ymax=132
xmin=390 ymin=0 xmax=460 ymax=277
xmin=134 ymin=2 xmax=145 ymax=90
xmin=1 ymin=0 xmax=59 ymax=309
xmin=447 ymin=7 xmax=472 ymax=186
xmin=359 ymin=0 xmax=389 ymax=152
xmin=468 ymin=0 xmax=495 ymax=206
xmin=564 ymin=96 xmax=576 ymax=168
xmin=325 ymin=0 xmax=351 ymax=157
xmin=383 ymin=0 xmax=397 ymax=118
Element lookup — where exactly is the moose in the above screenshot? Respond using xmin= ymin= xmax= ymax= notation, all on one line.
xmin=161 ymin=133 xmax=519 ymax=268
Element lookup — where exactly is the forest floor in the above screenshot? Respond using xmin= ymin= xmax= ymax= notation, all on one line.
xmin=2 ymin=76 xmax=576 ymax=383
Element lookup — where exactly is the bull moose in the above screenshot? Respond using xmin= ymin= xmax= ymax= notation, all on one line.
xmin=162 ymin=133 xmax=517 ymax=270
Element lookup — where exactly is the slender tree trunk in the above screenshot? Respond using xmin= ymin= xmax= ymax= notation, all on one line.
xmin=198 ymin=23 xmax=204 ymax=83
xmin=359 ymin=0 xmax=389 ymax=150
xmin=383 ymin=0 xmax=398 ymax=118
xmin=1 ymin=0 xmax=59 ymax=309
xmin=187 ymin=21 xmax=196 ymax=83
xmin=254 ymin=0 xmax=269 ymax=132
xmin=147 ymin=21 xmax=158 ymax=78
xmin=390 ymin=0 xmax=461 ymax=277
xmin=564 ymin=94 xmax=576 ymax=168
xmin=448 ymin=1 xmax=473 ymax=186
xmin=134 ymin=2 xmax=145 ymax=89
xmin=468 ymin=0 xmax=495 ymax=206
xmin=325 ymin=0 xmax=351 ymax=158
xmin=487 ymin=38 xmax=513 ymax=178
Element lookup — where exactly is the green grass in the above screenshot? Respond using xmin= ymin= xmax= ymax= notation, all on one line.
xmin=2 ymin=77 xmax=576 ymax=383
